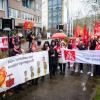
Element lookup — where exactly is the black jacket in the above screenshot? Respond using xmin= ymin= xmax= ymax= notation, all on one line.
xmin=89 ymin=40 xmax=96 ymax=50
xmin=78 ymin=44 xmax=87 ymax=50
xmin=49 ymin=47 xmax=58 ymax=64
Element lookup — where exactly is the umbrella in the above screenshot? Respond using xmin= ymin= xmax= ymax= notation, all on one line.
xmin=94 ymin=32 xmax=100 ymax=37
xmin=51 ymin=33 xmax=67 ymax=39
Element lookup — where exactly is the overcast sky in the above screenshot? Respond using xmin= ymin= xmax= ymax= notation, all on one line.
xmin=63 ymin=0 xmax=96 ymax=23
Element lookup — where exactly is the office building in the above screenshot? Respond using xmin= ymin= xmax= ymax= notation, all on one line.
xmin=48 ymin=0 xmax=64 ymax=31
xmin=0 ymin=0 xmax=42 ymax=35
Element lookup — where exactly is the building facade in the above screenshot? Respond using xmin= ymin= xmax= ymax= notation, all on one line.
xmin=0 ymin=0 xmax=8 ymax=17
xmin=0 ymin=0 xmax=42 ymax=35
xmin=42 ymin=0 xmax=48 ymax=31
xmin=48 ymin=0 xmax=64 ymax=31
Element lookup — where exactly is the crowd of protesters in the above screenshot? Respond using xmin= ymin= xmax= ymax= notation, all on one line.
xmin=8 ymin=32 xmax=100 ymax=78
xmin=0 ymin=31 xmax=100 ymax=96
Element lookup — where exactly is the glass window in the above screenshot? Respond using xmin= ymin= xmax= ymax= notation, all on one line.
xmin=0 ymin=0 xmax=4 ymax=10
xmin=48 ymin=24 xmax=52 ymax=29
xmin=53 ymin=16 xmax=57 ymax=23
xmin=48 ymin=0 xmax=52 ymax=6
xmin=53 ymin=0 xmax=57 ymax=5
xmin=53 ymin=11 xmax=57 ymax=16
xmin=58 ymin=17 xmax=62 ymax=23
xmin=9 ymin=8 xmax=20 ymax=19
xmin=57 ymin=0 xmax=62 ymax=5
xmin=22 ymin=0 xmax=29 ymax=8
xmin=32 ymin=15 xmax=34 ymax=21
xmin=21 ymin=12 xmax=24 ymax=19
xmin=25 ymin=13 xmax=28 ymax=20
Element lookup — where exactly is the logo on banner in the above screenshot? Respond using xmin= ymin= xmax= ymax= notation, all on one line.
xmin=64 ymin=50 xmax=76 ymax=61
xmin=2 ymin=38 xmax=8 ymax=47
xmin=0 ymin=67 xmax=7 ymax=87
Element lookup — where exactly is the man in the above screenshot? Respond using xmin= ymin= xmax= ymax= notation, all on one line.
xmin=77 ymin=40 xmax=87 ymax=74
xmin=27 ymin=32 xmax=33 ymax=48
xmin=37 ymin=33 xmax=42 ymax=46
xmin=87 ymin=38 xmax=97 ymax=76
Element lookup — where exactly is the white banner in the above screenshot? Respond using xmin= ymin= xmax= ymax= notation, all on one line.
xmin=62 ymin=49 xmax=100 ymax=65
xmin=0 ymin=51 xmax=49 ymax=93
xmin=0 ymin=37 xmax=8 ymax=48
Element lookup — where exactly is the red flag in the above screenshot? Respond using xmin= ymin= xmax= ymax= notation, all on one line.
xmin=94 ymin=21 xmax=100 ymax=34
xmin=83 ymin=25 xmax=89 ymax=47
xmin=74 ymin=26 xmax=81 ymax=37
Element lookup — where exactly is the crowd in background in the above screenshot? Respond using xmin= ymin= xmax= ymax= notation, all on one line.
xmin=8 ymin=32 xmax=100 ymax=79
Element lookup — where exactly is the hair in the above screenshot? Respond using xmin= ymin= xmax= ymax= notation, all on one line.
xmin=51 ymin=40 xmax=56 ymax=47
xmin=42 ymin=41 xmax=50 ymax=50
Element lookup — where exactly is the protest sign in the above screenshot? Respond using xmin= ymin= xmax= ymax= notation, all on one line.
xmin=0 ymin=51 xmax=49 ymax=93
xmin=62 ymin=49 xmax=100 ymax=65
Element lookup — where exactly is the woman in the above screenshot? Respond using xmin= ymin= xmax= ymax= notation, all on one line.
xmin=49 ymin=40 xmax=58 ymax=79
xmin=42 ymin=41 xmax=50 ymax=51
xmin=30 ymin=37 xmax=39 ymax=85
xmin=12 ymin=43 xmax=22 ymax=56
xmin=30 ymin=36 xmax=38 ymax=52
xmin=41 ymin=41 xmax=50 ymax=81
xmin=58 ymin=41 xmax=67 ymax=75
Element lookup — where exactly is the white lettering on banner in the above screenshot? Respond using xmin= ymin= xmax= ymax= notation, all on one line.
xmin=0 ymin=51 xmax=49 ymax=93
xmin=62 ymin=49 xmax=100 ymax=65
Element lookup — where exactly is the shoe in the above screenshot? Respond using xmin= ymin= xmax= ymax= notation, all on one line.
xmin=87 ymin=72 xmax=91 ymax=75
xmin=80 ymin=70 xmax=83 ymax=74
xmin=91 ymin=73 xmax=93 ymax=77
xmin=75 ymin=69 xmax=78 ymax=73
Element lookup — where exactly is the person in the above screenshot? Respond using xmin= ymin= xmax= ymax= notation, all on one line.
xmin=9 ymin=35 xmax=15 ymax=56
xmin=67 ymin=41 xmax=72 ymax=70
xmin=49 ymin=40 xmax=58 ymax=79
xmin=87 ymin=38 xmax=97 ymax=77
xmin=30 ymin=36 xmax=38 ymax=52
xmin=14 ymin=34 xmax=21 ymax=46
xmin=30 ymin=37 xmax=39 ymax=85
xmin=71 ymin=41 xmax=79 ymax=74
xmin=42 ymin=41 xmax=50 ymax=51
xmin=27 ymin=32 xmax=33 ymax=48
xmin=54 ymin=40 xmax=60 ymax=73
xmin=95 ymin=38 xmax=100 ymax=76
xmin=37 ymin=33 xmax=42 ymax=46
xmin=12 ymin=43 xmax=22 ymax=56
xmin=58 ymin=41 xmax=67 ymax=75
xmin=77 ymin=40 xmax=87 ymax=74
xmin=41 ymin=41 xmax=50 ymax=81
xmin=89 ymin=38 xmax=96 ymax=50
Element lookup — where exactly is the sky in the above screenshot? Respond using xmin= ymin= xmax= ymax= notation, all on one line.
xmin=64 ymin=0 xmax=95 ymax=23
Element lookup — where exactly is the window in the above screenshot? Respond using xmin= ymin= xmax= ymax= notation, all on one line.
xmin=0 ymin=0 xmax=4 ymax=10
xmin=21 ymin=12 xmax=24 ymax=19
xmin=22 ymin=0 xmax=29 ymax=8
xmin=34 ymin=15 xmax=37 ymax=22
xmin=53 ymin=0 xmax=57 ymax=5
xmin=25 ymin=13 xmax=28 ymax=20
xmin=57 ymin=0 xmax=62 ymax=5
xmin=58 ymin=17 xmax=62 ymax=23
xmin=9 ymin=8 xmax=20 ymax=19
xmin=48 ymin=0 xmax=52 ymax=6
xmin=32 ymin=15 xmax=34 ymax=21
xmin=48 ymin=24 xmax=52 ymax=29
xmin=36 ymin=3 xmax=40 ymax=10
